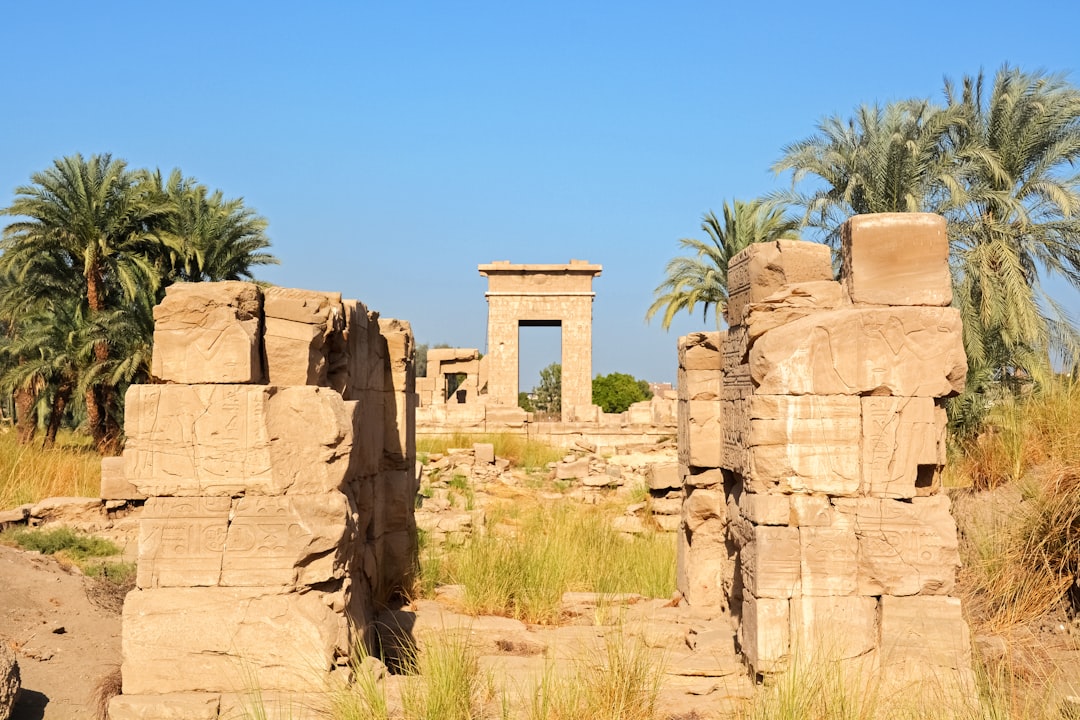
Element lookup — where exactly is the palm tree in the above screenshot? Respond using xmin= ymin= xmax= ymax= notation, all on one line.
xmin=943 ymin=67 xmax=1080 ymax=383
xmin=145 ymin=169 xmax=277 ymax=283
xmin=646 ymin=199 xmax=801 ymax=329
xmin=1 ymin=153 xmax=169 ymax=451
xmin=773 ymin=99 xmax=966 ymax=246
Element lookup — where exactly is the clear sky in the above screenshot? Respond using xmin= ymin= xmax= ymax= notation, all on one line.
xmin=2 ymin=1 xmax=1079 ymax=386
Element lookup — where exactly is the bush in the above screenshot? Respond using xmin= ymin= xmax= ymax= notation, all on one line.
xmin=592 ymin=372 xmax=652 ymax=414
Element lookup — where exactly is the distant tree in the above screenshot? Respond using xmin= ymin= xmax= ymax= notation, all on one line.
xmin=517 ymin=391 xmax=535 ymax=412
xmin=646 ymin=199 xmax=801 ymax=329
xmin=414 ymin=344 xmax=429 ymax=377
xmin=533 ymin=363 xmax=561 ymax=415
xmin=592 ymin=372 xmax=653 ymax=413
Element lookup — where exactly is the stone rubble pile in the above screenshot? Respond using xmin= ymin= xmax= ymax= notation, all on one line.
xmin=678 ymin=213 xmax=975 ymax=695
xmin=108 ymin=282 xmax=417 ymax=720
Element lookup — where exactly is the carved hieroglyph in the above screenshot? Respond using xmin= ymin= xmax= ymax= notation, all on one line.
xmin=678 ymin=213 xmax=974 ymax=697
xmin=478 ymin=260 xmax=601 ymax=421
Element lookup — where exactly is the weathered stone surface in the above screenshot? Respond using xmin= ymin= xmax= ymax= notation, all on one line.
xmin=746 ymin=280 xmax=845 ymax=341
xmin=263 ymin=287 xmax=346 ymax=388
xmin=124 ymin=384 xmax=351 ymax=496
xmin=749 ymin=307 xmax=967 ymax=397
xmin=152 ymin=281 xmax=263 ymax=384
xmin=29 ymin=497 xmax=108 ymax=532
xmin=800 ymin=526 xmax=858 ymax=596
xmin=727 ymin=240 xmax=833 ymax=326
xmin=862 ymin=396 xmax=944 ymax=498
xmin=679 ymin=332 xmax=723 ymax=371
xmin=789 ymin=495 xmax=832 ymax=527
xmin=100 ymin=456 xmax=145 ymax=501
xmin=790 ymin=596 xmax=877 ymax=660
xmin=647 ymin=462 xmax=680 ymax=491
xmin=834 ymin=495 xmax=959 ymax=596
xmin=473 ymin=443 xmax=495 ymax=465
xmin=683 ymin=488 xmax=725 ymax=532
xmin=554 ymin=458 xmax=590 ymax=480
xmin=108 ymin=693 xmax=220 ymax=720
xmin=686 ymin=400 xmax=723 ymax=468
xmin=842 ymin=213 xmax=951 ymax=307
xmin=747 ymin=396 xmax=861 ymax=495
xmin=740 ymin=526 xmax=800 ymax=599
xmin=878 ymin=595 xmax=974 ymax=692
xmin=137 ymin=494 xmax=350 ymax=588
xmin=121 ymin=588 xmax=344 ymax=694
xmin=738 ymin=491 xmax=789 ymax=526
xmin=0 ymin=642 xmax=19 ymax=720
xmin=740 ymin=593 xmax=790 ymax=674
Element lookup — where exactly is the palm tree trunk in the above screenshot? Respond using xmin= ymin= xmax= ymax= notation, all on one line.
xmin=44 ymin=385 xmax=71 ymax=448
xmin=14 ymin=387 xmax=37 ymax=445
xmin=86 ymin=260 xmax=113 ymax=452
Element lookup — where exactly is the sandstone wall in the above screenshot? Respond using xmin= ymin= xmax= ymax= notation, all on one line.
xmin=678 ymin=214 xmax=974 ymax=696
xmin=110 ymin=282 xmax=416 ymax=719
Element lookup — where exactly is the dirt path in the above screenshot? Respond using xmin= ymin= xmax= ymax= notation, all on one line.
xmin=1 ymin=545 xmax=121 ymax=720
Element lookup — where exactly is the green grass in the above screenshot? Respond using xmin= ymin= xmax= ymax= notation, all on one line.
xmin=0 ymin=429 xmax=101 ymax=508
xmin=419 ymin=503 xmax=676 ymax=624
xmin=0 ymin=526 xmax=133 ymax=587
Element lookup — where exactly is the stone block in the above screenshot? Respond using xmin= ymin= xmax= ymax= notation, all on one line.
xmin=473 ymin=442 xmax=495 ymax=464
xmin=555 ymin=458 xmax=590 ymax=480
xmin=727 ymin=240 xmax=833 ymax=326
xmin=682 ymin=368 xmax=722 ymax=401
xmin=137 ymin=494 xmax=350 ymax=589
xmin=833 ymin=495 xmax=959 ymax=596
xmin=678 ymin=332 xmax=722 ymax=371
xmin=862 ymin=396 xmax=943 ymax=498
xmin=687 ymin=400 xmax=723 ymax=468
xmin=747 ymin=396 xmax=861 ymax=495
xmin=738 ymin=491 xmax=789 ymax=526
xmin=841 ymin=213 xmax=951 ymax=307
xmin=683 ymin=488 xmax=725 ymax=532
xmin=124 ymin=384 xmax=351 ymax=497
xmin=647 ymin=462 xmax=680 ymax=491
xmin=800 ymin=526 xmax=858 ymax=596
xmin=685 ymin=468 xmax=725 ymax=489
xmin=740 ymin=593 xmax=790 ymax=674
xmin=151 ymin=281 xmax=263 ymax=384
xmin=29 ymin=497 xmax=108 ymax=532
xmin=749 ymin=307 xmax=967 ymax=397
xmin=881 ymin=595 xmax=976 ymax=677
xmin=108 ymin=693 xmax=219 ymax=720
xmin=789 ymin=495 xmax=832 ymax=527
xmin=121 ymin=587 xmax=345 ymax=695
xmin=746 ymin=280 xmax=845 ymax=340
xmin=790 ymin=596 xmax=877 ymax=660
xmin=740 ymin=526 xmax=801 ymax=599
xmin=100 ymin=456 xmax=145 ymax=501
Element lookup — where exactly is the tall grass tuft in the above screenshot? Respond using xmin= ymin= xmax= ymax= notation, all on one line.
xmin=951 ymin=378 xmax=1080 ymax=630
xmin=400 ymin=631 xmax=492 ymax=720
xmin=421 ymin=504 xmax=676 ymax=624
xmin=0 ymin=429 xmax=101 ymax=508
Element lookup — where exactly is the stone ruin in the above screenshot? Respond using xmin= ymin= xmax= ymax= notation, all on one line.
xmin=106 ymin=282 xmax=417 ymax=720
xmin=677 ymin=213 xmax=975 ymax=693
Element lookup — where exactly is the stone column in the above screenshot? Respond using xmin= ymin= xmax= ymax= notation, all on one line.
xmin=683 ymin=214 xmax=974 ymax=699
xmin=110 ymin=282 xmax=416 ymax=720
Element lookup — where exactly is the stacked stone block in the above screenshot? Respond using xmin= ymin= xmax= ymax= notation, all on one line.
xmin=679 ymin=214 xmax=974 ymax=695
xmin=110 ymin=282 xmax=417 ymax=720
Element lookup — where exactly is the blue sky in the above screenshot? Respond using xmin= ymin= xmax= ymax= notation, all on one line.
xmin=2 ymin=1 xmax=1079 ymax=385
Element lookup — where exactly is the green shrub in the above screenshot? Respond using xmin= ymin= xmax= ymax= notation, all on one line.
xmin=2 ymin=526 xmax=120 ymax=559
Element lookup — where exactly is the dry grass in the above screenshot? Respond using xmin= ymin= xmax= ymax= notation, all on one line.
xmin=419 ymin=503 xmax=676 ymax=624
xmin=417 ymin=433 xmax=565 ymax=472
xmin=0 ymin=428 xmax=101 ymax=508
xmin=92 ymin=666 xmax=122 ymax=720
xmin=950 ymin=379 xmax=1080 ymax=632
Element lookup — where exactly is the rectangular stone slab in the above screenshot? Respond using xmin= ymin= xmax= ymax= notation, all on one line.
xmin=862 ymin=396 xmax=943 ymax=498
xmin=740 ymin=593 xmax=790 ymax=674
xmin=727 ymin=240 xmax=833 ymax=326
xmin=790 ymin=595 xmax=877 ymax=660
xmin=747 ymin=396 xmax=861 ymax=495
xmin=121 ymin=587 xmax=345 ymax=694
xmin=841 ymin=213 xmax=951 ymax=307
xmin=124 ymin=384 xmax=351 ymax=497
xmin=749 ymin=307 xmax=967 ymax=397
xmin=833 ymin=495 xmax=960 ymax=596
xmin=151 ymin=281 xmax=264 ymax=384
xmin=137 ymin=494 xmax=351 ymax=588
xmin=109 ymin=693 xmax=220 ymax=720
